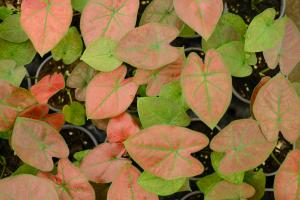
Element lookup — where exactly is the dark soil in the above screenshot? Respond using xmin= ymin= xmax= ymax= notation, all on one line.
xmin=226 ymin=0 xmax=282 ymax=24
xmin=0 ymin=0 xmax=21 ymax=9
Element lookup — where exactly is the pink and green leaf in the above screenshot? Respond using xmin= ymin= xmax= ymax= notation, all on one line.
xmin=0 ymin=104 xmax=18 ymax=132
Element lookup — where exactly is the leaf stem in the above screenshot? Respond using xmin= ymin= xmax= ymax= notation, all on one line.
xmin=271 ymin=152 xmax=281 ymax=165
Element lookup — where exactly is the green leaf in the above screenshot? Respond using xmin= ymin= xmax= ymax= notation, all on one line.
xmin=71 ymin=0 xmax=88 ymax=12
xmin=0 ymin=7 xmax=12 ymax=20
xmin=292 ymin=82 xmax=300 ymax=97
xmin=12 ymin=164 xmax=38 ymax=176
xmin=196 ymin=173 xmax=222 ymax=195
xmin=179 ymin=24 xmax=197 ymax=37
xmin=73 ymin=149 xmax=90 ymax=166
xmin=217 ymin=41 xmax=255 ymax=77
xmin=137 ymin=85 xmax=147 ymax=97
xmin=81 ymin=37 xmax=122 ymax=72
xmin=244 ymin=169 xmax=266 ymax=200
xmin=0 ymin=130 xmax=12 ymax=140
xmin=137 ymin=97 xmax=190 ymax=128
xmin=137 ymin=171 xmax=186 ymax=196
xmin=0 ymin=39 xmax=36 ymax=66
xmin=245 ymin=8 xmax=286 ymax=52
xmin=211 ymin=151 xmax=244 ymax=184
xmin=0 ymin=60 xmax=26 ymax=86
xmin=0 ymin=14 xmax=28 ymax=43
xmin=52 ymin=27 xmax=83 ymax=65
xmin=62 ymin=102 xmax=86 ymax=126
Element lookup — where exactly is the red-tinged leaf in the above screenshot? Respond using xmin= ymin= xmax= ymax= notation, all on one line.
xmin=11 ymin=117 xmax=69 ymax=171
xmin=115 ymin=23 xmax=180 ymax=70
xmin=174 ymin=0 xmax=223 ymax=40
xmin=31 ymin=73 xmax=65 ymax=104
xmin=92 ymin=119 xmax=109 ymax=130
xmin=181 ymin=51 xmax=232 ymax=129
xmin=20 ymin=0 xmax=72 ymax=56
xmin=264 ymin=18 xmax=300 ymax=75
xmin=253 ymin=74 xmax=300 ymax=143
xmin=250 ymin=77 xmax=271 ymax=115
xmin=43 ymin=113 xmax=65 ymax=131
xmin=0 ymin=174 xmax=58 ymax=200
xmin=80 ymin=0 xmax=139 ymax=45
xmin=0 ymin=79 xmax=15 ymax=99
xmin=274 ymin=149 xmax=300 ymax=200
xmin=107 ymin=112 xmax=140 ymax=143
xmin=86 ymin=66 xmax=138 ymax=119
xmin=205 ymin=181 xmax=255 ymax=200
xmin=80 ymin=143 xmax=131 ymax=183
xmin=19 ymin=104 xmax=49 ymax=119
xmin=210 ymin=119 xmax=276 ymax=175
xmin=39 ymin=159 xmax=95 ymax=200
xmin=107 ymin=164 xmax=158 ymax=200
xmin=0 ymin=104 xmax=18 ymax=132
xmin=124 ymin=125 xmax=209 ymax=180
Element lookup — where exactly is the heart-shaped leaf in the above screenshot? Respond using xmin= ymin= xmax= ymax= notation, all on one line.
xmin=210 ymin=119 xmax=276 ymax=174
xmin=124 ymin=125 xmax=209 ymax=180
xmin=11 ymin=117 xmax=69 ymax=171
xmin=244 ymin=8 xmax=286 ymax=52
xmin=0 ymin=14 xmax=28 ymax=43
xmin=107 ymin=112 xmax=140 ymax=143
xmin=51 ymin=27 xmax=83 ymax=65
xmin=30 ymin=73 xmax=65 ymax=104
xmin=0 ymin=60 xmax=26 ymax=86
xmin=181 ymin=51 xmax=232 ymax=129
xmin=115 ymin=23 xmax=180 ymax=70
xmin=20 ymin=0 xmax=72 ymax=56
xmin=107 ymin=164 xmax=158 ymax=200
xmin=253 ymin=74 xmax=300 ymax=142
xmin=80 ymin=143 xmax=131 ymax=183
xmin=80 ymin=0 xmax=139 ymax=45
xmin=174 ymin=0 xmax=223 ymax=40
xmin=139 ymin=0 xmax=183 ymax=30
xmin=0 ymin=174 xmax=58 ymax=200
xmin=39 ymin=159 xmax=95 ymax=200
xmin=205 ymin=181 xmax=255 ymax=200
xmin=63 ymin=102 xmax=86 ymax=126
xmin=264 ymin=18 xmax=300 ymax=75
xmin=86 ymin=66 xmax=138 ymax=119
xmin=244 ymin=169 xmax=266 ymax=200
xmin=81 ymin=37 xmax=122 ymax=72
xmin=274 ymin=149 xmax=300 ymax=200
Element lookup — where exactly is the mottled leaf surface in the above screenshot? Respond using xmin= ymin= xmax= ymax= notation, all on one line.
xmin=0 ymin=59 xmax=26 ymax=86
xmin=0 ymin=14 xmax=28 ymax=43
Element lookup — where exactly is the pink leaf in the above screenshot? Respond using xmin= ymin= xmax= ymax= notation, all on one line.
xmin=0 ymin=104 xmax=18 ymax=132
xmin=174 ymin=0 xmax=223 ymax=40
xmin=86 ymin=66 xmax=138 ymax=119
xmin=20 ymin=0 xmax=72 ymax=56
xmin=115 ymin=23 xmax=180 ymax=70
xmin=274 ymin=149 xmax=300 ymax=200
xmin=124 ymin=125 xmax=209 ymax=180
xmin=30 ymin=73 xmax=65 ymax=104
xmin=11 ymin=117 xmax=69 ymax=171
xmin=253 ymin=74 xmax=300 ymax=143
xmin=107 ymin=112 xmax=140 ymax=143
xmin=0 ymin=174 xmax=58 ymax=200
xmin=80 ymin=0 xmax=139 ymax=45
xmin=80 ymin=143 xmax=131 ymax=183
xmin=181 ymin=51 xmax=232 ymax=129
xmin=210 ymin=119 xmax=276 ymax=174
xmin=107 ymin=164 xmax=158 ymax=200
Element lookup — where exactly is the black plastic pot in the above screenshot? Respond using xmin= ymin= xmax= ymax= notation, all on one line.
xmin=180 ymin=191 xmax=203 ymax=200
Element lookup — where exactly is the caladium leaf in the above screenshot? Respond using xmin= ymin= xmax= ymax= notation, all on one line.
xmin=124 ymin=125 xmax=209 ymax=180
xmin=244 ymin=8 xmax=286 ymax=52
xmin=274 ymin=149 xmax=300 ymax=200
xmin=11 ymin=117 xmax=69 ymax=171
xmin=62 ymin=102 xmax=86 ymax=126
xmin=0 ymin=104 xmax=18 ymax=132
xmin=0 ymin=14 xmax=28 ymax=43
xmin=107 ymin=112 xmax=140 ymax=143
xmin=174 ymin=0 xmax=223 ymax=40
xmin=205 ymin=181 xmax=255 ymax=200
xmin=115 ymin=23 xmax=180 ymax=70
xmin=181 ymin=51 xmax=232 ymax=129
xmin=30 ymin=73 xmax=65 ymax=104
xmin=80 ymin=0 xmax=139 ymax=45
xmin=263 ymin=18 xmax=300 ymax=75
xmin=137 ymin=171 xmax=186 ymax=196
xmin=293 ymin=82 xmax=300 ymax=97
xmin=0 ymin=59 xmax=26 ymax=86
xmin=81 ymin=37 xmax=122 ymax=72
xmin=196 ymin=173 xmax=222 ymax=195
xmin=244 ymin=169 xmax=266 ymax=200
xmin=107 ymin=164 xmax=158 ymax=200
xmin=86 ymin=66 xmax=138 ymax=119
xmin=139 ymin=0 xmax=183 ymax=30
xmin=20 ymin=0 xmax=73 ymax=56
xmin=12 ymin=164 xmax=39 ymax=176
xmin=39 ymin=159 xmax=95 ymax=200
xmin=253 ymin=74 xmax=300 ymax=142
xmin=51 ymin=27 xmax=83 ymax=65
xmin=0 ymin=174 xmax=58 ymax=200
xmin=210 ymin=119 xmax=276 ymax=174
xmin=66 ymin=62 xmax=95 ymax=101
xmin=0 ymin=7 xmax=12 ymax=20
xmin=43 ymin=113 xmax=65 ymax=131
xmin=250 ymin=76 xmax=271 ymax=114
xmin=71 ymin=0 xmax=88 ymax=12
xmin=80 ymin=143 xmax=131 ymax=183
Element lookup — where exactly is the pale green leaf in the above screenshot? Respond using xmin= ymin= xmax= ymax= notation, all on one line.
xmin=71 ymin=0 xmax=88 ymax=12
xmin=0 ymin=14 xmax=28 ymax=43
xmin=62 ymin=102 xmax=86 ymax=126
xmin=196 ymin=173 xmax=222 ymax=195
xmin=0 ymin=60 xmax=26 ymax=86
xmin=73 ymin=149 xmax=90 ymax=166
xmin=244 ymin=169 xmax=266 ymax=200
xmin=292 ymin=82 xmax=300 ymax=97
xmin=12 ymin=164 xmax=38 ymax=176
xmin=0 ymin=7 xmax=12 ymax=20
xmin=179 ymin=24 xmax=197 ymax=37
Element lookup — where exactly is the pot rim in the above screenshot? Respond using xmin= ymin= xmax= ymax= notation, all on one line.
xmin=180 ymin=191 xmax=202 ymax=200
